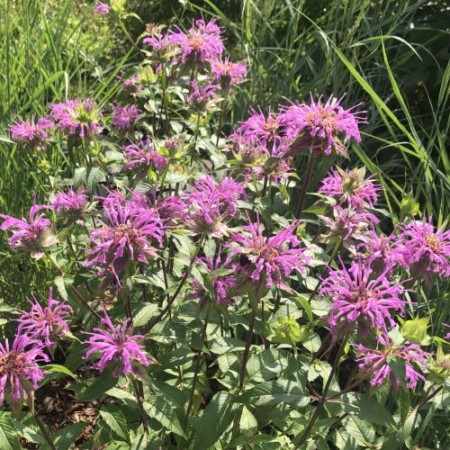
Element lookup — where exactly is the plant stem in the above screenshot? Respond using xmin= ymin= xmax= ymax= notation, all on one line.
xmin=295 ymin=334 xmax=349 ymax=447
xmin=231 ymin=310 xmax=257 ymax=440
xmin=34 ymin=414 xmax=56 ymax=450
xmin=295 ymin=151 xmax=316 ymax=218
xmin=132 ymin=378 xmax=149 ymax=435
xmin=142 ymin=236 xmax=205 ymax=333
xmin=183 ymin=305 xmax=212 ymax=427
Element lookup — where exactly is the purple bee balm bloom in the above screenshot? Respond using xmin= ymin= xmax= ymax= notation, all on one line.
xmin=321 ymin=258 xmax=406 ymax=335
xmin=398 ymin=217 xmax=450 ymax=282
xmin=122 ymin=138 xmax=168 ymax=173
xmin=319 ymin=205 xmax=379 ymax=243
xmin=192 ymin=252 xmax=236 ymax=306
xmin=93 ymin=1 xmax=110 ymax=14
xmin=84 ymin=310 xmax=150 ymax=378
xmin=51 ymin=187 xmax=88 ymax=215
xmin=319 ymin=167 xmax=380 ymax=210
xmin=358 ymin=230 xmax=409 ymax=273
xmin=0 ymin=334 xmax=49 ymax=405
xmin=143 ymin=33 xmax=172 ymax=54
xmin=17 ymin=288 xmax=72 ymax=351
xmin=279 ymin=94 xmax=365 ymax=157
xmin=140 ymin=191 xmax=187 ymax=227
xmin=230 ymin=109 xmax=288 ymax=156
xmin=355 ymin=338 xmax=427 ymax=389
xmin=229 ymin=220 xmax=309 ymax=289
xmin=211 ymin=58 xmax=247 ymax=88
xmin=111 ymin=104 xmax=140 ymax=132
xmin=50 ymin=98 xmax=102 ymax=137
xmin=123 ymin=74 xmax=142 ymax=92
xmin=188 ymin=81 xmax=218 ymax=111
xmin=0 ymin=203 xmax=57 ymax=259
xmin=84 ymin=193 xmax=164 ymax=284
xmin=10 ymin=118 xmax=54 ymax=150
xmin=168 ymin=18 xmax=224 ymax=64
xmin=186 ymin=176 xmax=244 ymax=237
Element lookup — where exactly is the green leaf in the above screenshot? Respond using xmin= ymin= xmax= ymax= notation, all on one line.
xmin=53 ymin=423 xmax=86 ymax=450
xmin=100 ymin=404 xmax=129 ymax=442
xmin=0 ymin=414 xmax=21 ymax=450
xmin=193 ymin=391 xmax=237 ymax=450
xmin=239 ymin=406 xmax=258 ymax=433
xmin=143 ymin=396 xmax=186 ymax=439
xmin=342 ymin=393 xmax=394 ymax=426
xmin=238 ymin=380 xmax=309 ymax=408
xmin=86 ymin=166 xmax=106 ymax=193
xmin=43 ymin=364 xmax=77 ymax=379
xmin=70 ymin=369 xmax=118 ymax=402
xmin=133 ymin=303 xmax=159 ymax=328
xmin=293 ymin=295 xmax=314 ymax=323
xmin=401 ymin=317 xmax=431 ymax=345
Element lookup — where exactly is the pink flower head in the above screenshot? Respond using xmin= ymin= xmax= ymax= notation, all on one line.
xmin=17 ymin=288 xmax=72 ymax=351
xmin=229 ymin=220 xmax=309 ymax=289
xmin=122 ymin=138 xmax=168 ymax=173
xmin=355 ymin=338 xmax=427 ymax=389
xmin=50 ymin=99 xmax=102 ymax=137
xmin=168 ymin=18 xmax=224 ymax=64
xmin=0 ymin=203 xmax=57 ymax=259
xmin=93 ymin=1 xmax=110 ymax=14
xmin=358 ymin=230 xmax=409 ymax=273
xmin=192 ymin=252 xmax=236 ymax=306
xmin=0 ymin=334 xmax=49 ymax=405
xmin=279 ymin=95 xmax=365 ymax=157
xmin=211 ymin=58 xmax=247 ymax=88
xmin=123 ymin=74 xmax=142 ymax=92
xmin=51 ymin=187 xmax=88 ymax=215
xmin=84 ymin=192 xmax=164 ymax=285
xmin=84 ymin=310 xmax=150 ymax=378
xmin=185 ymin=176 xmax=244 ymax=237
xmin=188 ymin=81 xmax=218 ymax=111
xmin=321 ymin=258 xmax=406 ymax=335
xmin=319 ymin=205 xmax=379 ymax=243
xmin=10 ymin=118 xmax=54 ymax=150
xmin=398 ymin=217 xmax=450 ymax=282
xmin=111 ymin=104 xmax=140 ymax=132
xmin=319 ymin=167 xmax=380 ymax=210
xmin=142 ymin=191 xmax=187 ymax=227
xmin=230 ymin=109 xmax=287 ymax=156
xmin=143 ymin=33 xmax=172 ymax=54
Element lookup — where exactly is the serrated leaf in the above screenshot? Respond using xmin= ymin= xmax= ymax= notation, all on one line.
xmin=70 ymin=368 xmax=118 ymax=402
xmin=240 ymin=406 xmax=258 ymax=433
xmin=342 ymin=393 xmax=394 ymax=426
xmin=86 ymin=166 xmax=106 ymax=193
xmin=53 ymin=423 xmax=86 ymax=450
xmin=100 ymin=404 xmax=129 ymax=442
xmin=238 ymin=380 xmax=309 ymax=408
xmin=143 ymin=396 xmax=186 ymax=439
xmin=0 ymin=413 xmax=21 ymax=450
xmin=133 ymin=303 xmax=159 ymax=328
xmin=193 ymin=391 xmax=237 ymax=450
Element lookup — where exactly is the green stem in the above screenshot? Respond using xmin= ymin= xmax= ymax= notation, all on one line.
xmin=295 ymin=151 xmax=316 ymax=218
xmin=132 ymin=377 xmax=149 ymax=436
xmin=34 ymin=414 xmax=56 ymax=450
xmin=142 ymin=236 xmax=205 ymax=333
xmin=295 ymin=334 xmax=349 ymax=447
xmin=232 ymin=310 xmax=257 ymax=440
xmin=183 ymin=305 xmax=212 ymax=427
